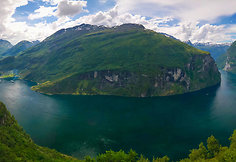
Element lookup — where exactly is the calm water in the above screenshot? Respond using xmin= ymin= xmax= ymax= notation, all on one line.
xmin=1 ymin=71 xmax=236 ymax=160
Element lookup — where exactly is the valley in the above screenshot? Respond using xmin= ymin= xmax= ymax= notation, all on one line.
xmin=0 ymin=71 xmax=236 ymax=161
xmin=1 ymin=0 xmax=236 ymax=161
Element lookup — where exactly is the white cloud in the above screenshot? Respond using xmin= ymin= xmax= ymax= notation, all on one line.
xmin=115 ymin=0 xmax=236 ymax=22
xmin=56 ymin=0 xmax=88 ymax=17
xmin=42 ymin=0 xmax=60 ymax=5
xmin=28 ymin=6 xmax=57 ymax=20
xmin=29 ymin=0 xmax=87 ymax=20
xmin=107 ymin=0 xmax=236 ymax=43
xmin=99 ymin=0 xmax=108 ymax=3
xmin=65 ymin=6 xmax=232 ymax=43
xmin=156 ymin=21 xmax=230 ymax=43
xmin=0 ymin=0 xmax=29 ymax=42
xmin=1 ymin=0 xmax=236 ymax=45
xmin=0 ymin=0 xmax=77 ymax=44
xmin=4 ymin=16 xmax=73 ymax=44
xmin=69 ymin=6 xmax=171 ymax=28
xmin=25 ymin=0 xmax=236 ymax=44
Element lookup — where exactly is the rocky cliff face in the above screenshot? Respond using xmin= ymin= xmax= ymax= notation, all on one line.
xmin=33 ymin=54 xmax=220 ymax=97
xmin=219 ymin=41 xmax=236 ymax=73
xmin=223 ymin=56 xmax=232 ymax=71
xmin=223 ymin=56 xmax=236 ymax=73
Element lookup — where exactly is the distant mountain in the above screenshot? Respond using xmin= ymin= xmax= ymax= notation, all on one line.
xmin=0 ymin=39 xmax=12 ymax=55
xmin=0 ymin=23 xmax=220 ymax=97
xmin=159 ymin=32 xmax=179 ymax=40
xmin=217 ymin=41 xmax=236 ymax=73
xmin=185 ymin=40 xmax=193 ymax=46
xmin=0 ymin=40 xmax=40 ymax=58
xmin=185 ymin=40 xmax=230 ymax=60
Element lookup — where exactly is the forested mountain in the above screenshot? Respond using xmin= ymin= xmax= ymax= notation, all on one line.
xmin=0 ymin=24 xmax=220 ymax=97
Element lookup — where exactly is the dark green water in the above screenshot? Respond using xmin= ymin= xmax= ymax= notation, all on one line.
xmin=1 ymin=71 xmax=236 ymax=160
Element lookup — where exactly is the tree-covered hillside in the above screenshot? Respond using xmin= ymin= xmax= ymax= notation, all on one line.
xmin=0 ymin=102 xmax=80 ymax=162
xmin=0 ymin=24 xmax=221 ymax=97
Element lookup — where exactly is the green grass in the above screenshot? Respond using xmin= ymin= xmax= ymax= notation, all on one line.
xmin=0 ymin=73 xmax=15 ymax=78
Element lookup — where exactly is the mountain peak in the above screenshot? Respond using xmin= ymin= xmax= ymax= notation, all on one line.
xmin=185 ymin=40 xmax=193 ymax=46
xmin=115 ymin=23 xmax=145 ymax=30
xmin=72 ymin=23 xmax=107 ymax=31
xmin=0 ymin=39 xmax=40 ymax=58
xmin=0 ymin=39 xmax=12 ymax=48
xmin=0 ymin=39 xmax=13 ymax=55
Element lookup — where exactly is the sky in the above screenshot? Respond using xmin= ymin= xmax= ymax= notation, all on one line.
xmin=1 ymin=0 xmax=236 ymax=45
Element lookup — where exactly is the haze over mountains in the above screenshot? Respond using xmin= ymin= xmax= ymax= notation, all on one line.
xmin=0 ymin=40 xmax=40 ymax=59
xmin=185 ymin=40 xmax=230 ymax=60
xmin=0 ymin=40 xmax=13 ymax=56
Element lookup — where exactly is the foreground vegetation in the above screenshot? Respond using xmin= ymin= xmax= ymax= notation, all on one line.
xmin=1 ymin=101 xmax=236 ymax=161
xmin=0 ymin=102 xmax=79 ymax=162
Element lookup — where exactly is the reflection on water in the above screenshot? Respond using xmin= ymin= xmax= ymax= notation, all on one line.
xmin=0 ymin=71 xmax=236 ymax=160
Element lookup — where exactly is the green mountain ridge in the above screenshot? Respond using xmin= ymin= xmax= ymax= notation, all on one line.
xmin=0 ymin=23 xmax=221 ymax=97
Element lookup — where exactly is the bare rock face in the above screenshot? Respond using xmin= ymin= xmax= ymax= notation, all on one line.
xmin=223 ymin=57 xmax=232 ymax=71
xmin=35 ymin=54 xmax=220 ymax=97
xmin=221 ymin=41 xmax=236 ymax=73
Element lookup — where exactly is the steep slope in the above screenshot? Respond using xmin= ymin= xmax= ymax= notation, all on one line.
xmin=0 ymin=102 xmax=80 ymax=161
xmin=185 ymin=41 xmax=230 ymax=60
xmin=0 ymin=39 xmax=12 ymax=55
xmin=0 ymin=40 xmax=40 ymax=58
xmin=216 ymin=53 xmax=227 ymax=69
xmin=0 ymin=101 xmax=168 ymax=161
xmin=218 ymin=41 xmax=236 ymax=73
xmin=0 ymin=24 xmax=221 ymax=97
